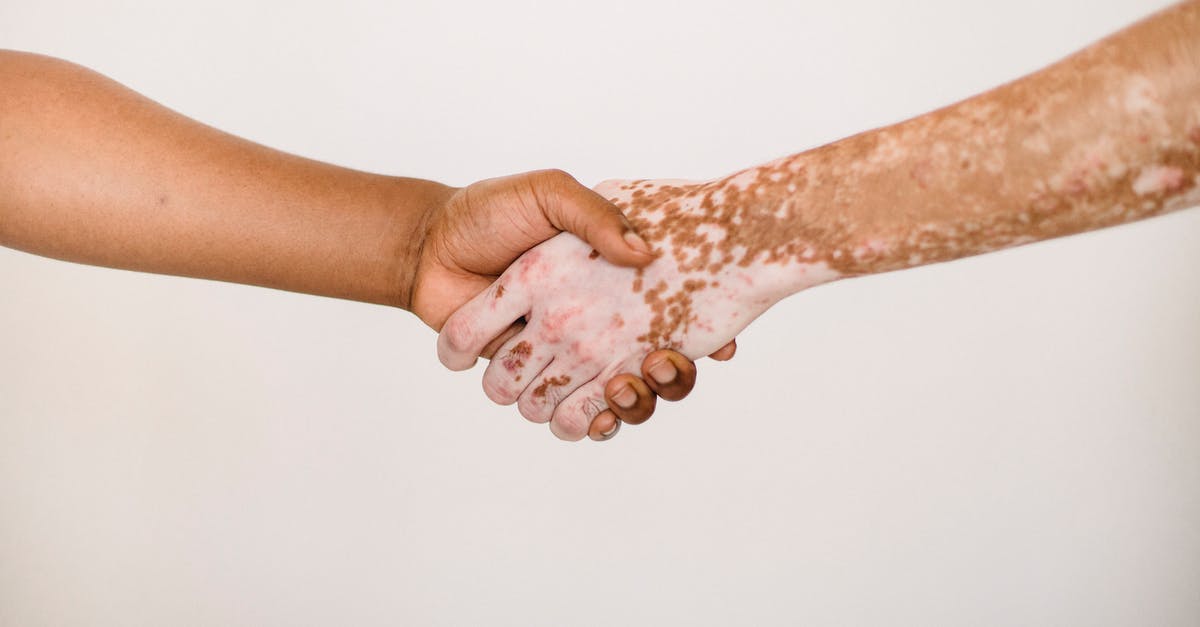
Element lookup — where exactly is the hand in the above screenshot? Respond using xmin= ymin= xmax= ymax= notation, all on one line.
xmin=586 ymin=338 xmax=737 ymax=441
xmin=408 ymin=169 xmax=735 ymax=437
xmin=407 ymin=169 xmax=653 ymax=329
xmin=435 ymin=175 xmax=822 ymax=441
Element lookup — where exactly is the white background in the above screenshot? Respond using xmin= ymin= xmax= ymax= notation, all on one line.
xmin=2 ymin=0 xmax=1197 ymax=625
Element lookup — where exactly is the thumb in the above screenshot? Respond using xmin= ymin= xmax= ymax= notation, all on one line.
xmin=530 ymin=169 xmax=656 ymax=268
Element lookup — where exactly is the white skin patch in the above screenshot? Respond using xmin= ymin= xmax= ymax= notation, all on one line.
xmin=1123 ymin=76 xmax=1163 ymax=116
xmin=1022 ymin=134 xmax=1052 ymax=154
xmin=1132 ymin=165 xmax=1186 ymax=196
xmin=722 ymin=169 xmax=759 ymax=191
xmin=436 ymin=1 xmax=1200 ymax=441
xmin=1163 ymin=174 xmax=1200 ymax=211
xmin=436 ymin=178 xmax=838 ymax=441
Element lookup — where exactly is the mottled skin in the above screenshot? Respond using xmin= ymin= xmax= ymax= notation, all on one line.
xmin=440 ymin=1 xmax=1200 ymax=441
xmin=0 ymin=50 xmax=712 ymax=435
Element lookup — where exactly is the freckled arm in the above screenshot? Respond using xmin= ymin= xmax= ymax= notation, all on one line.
xmin=431 ymin=1 xmax=1200 ymax=440
xmin=789 ymin=0 xmax=1200 ymax=281
xmin=618 ymin=1 xmax=1200 ymax=300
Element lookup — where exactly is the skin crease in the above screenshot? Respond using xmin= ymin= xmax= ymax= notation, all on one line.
xmin=0 ymin=50 xmax=723 ymax=434
xmin=440 ymin=0 xmax=1200 ymax=441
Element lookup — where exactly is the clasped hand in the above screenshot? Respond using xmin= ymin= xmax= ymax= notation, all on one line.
xmin=410 ymin=169 xmax=738 ymax=442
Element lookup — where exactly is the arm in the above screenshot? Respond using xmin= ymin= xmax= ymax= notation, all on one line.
xmin=0 ymin=50 xmax=665 ymax=312
xmin=697 ymin=0 xmax=1200 ymax=287
xmin=438 ymin=1 xmax=1200 ymax=441
xmin=0 ymin=50 xmax=716 ymax=432
xmin=0 ymin=50 xmax=441 ymax=308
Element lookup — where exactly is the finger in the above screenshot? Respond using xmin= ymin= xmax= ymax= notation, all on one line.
xmin=517 ymin=359 xmax=596 ymax=426
xmin=708 ymin=338 xmax=737 ymax=361
xmin=529 ymin=169 xmax=656 ymax=268
xmin=603 ymin=373 xmax=657 ymax=426
xmin=641 ymin=350 xmax=697 ymax=402
xmin=437 ymin=278 xmax=530 ymax=371
xmin=588 ymin=411 xmax=621 ymax=441
xmin=481 ymin=330 xmax=554 ymax=406
xmin=550 ymin=376 xmax=609 ymax=441
xmin=480 ymin=320 xmax=526 ymax=360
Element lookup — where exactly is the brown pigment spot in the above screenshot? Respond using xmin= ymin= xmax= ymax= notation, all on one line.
xmin=532 ymin=375 xmax=571 ymax=398
xmin=501 ymin=341 xmax=531 ymax=373
xmin=635 ymin=279 xmax=704 ymax=349
xmin=609 ymin=13 xmax=1200 ymax=284
xmin=495 ymin=284 xmax=505 ymax=299
xmin=588 ymin=249 xmax=601 ymax=259
xmin=603 ymin=4 xmax=1200 ymax=350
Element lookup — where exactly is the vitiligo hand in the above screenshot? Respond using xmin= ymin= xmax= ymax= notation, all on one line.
xmin=436 ymin=174 xmax=839 ymax=441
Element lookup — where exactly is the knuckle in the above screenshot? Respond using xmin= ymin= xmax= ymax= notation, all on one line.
xmin=541 ymin=382 xmax=568 ymax=408
xmin=534 ymin=168 xmax=573 ymax=186
xmin=442 ymin=316 xmax=476 ymax=352
xmin=582 ymin=395 xmax=607 ymax=418
xmin=558 ymin=393 xmax=608 ymax=439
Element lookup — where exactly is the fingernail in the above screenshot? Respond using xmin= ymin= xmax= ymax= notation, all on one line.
xmin=649 ymin=360 xmax=677 ymax=385
xmin=623 ymin=230 xmax=652 ymax=255
xmin=601 ymin=423 xmax=619 ymax=438
xmin=612 ymin=385 xmax=637 ymax=409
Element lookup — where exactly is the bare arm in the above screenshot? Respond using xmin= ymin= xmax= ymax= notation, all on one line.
xmin=719 ymin=0 xmax=1200 ymax=284
xmin=0 ymin=50 xmax=446 ymax=307
xmin=0 ymin=50 xmax=718 ymax=435
xmin=437 ymin=1 xmax=1200 ymax=441
xmin=609 ymin=0 xmax=1200 ymax=294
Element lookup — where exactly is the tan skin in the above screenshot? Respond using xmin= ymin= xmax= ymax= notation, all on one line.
xmin=6 ymin=2 xmax=1196 ymax=441
xmin=0 ymin=50 xmax=733 ymax=440
xmin=512 ymin=0 xmax=1200 ymax=438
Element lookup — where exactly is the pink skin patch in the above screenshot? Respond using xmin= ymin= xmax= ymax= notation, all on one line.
xmin=1133 ymin=165 xmax=1186 ymax=196
xmin=539 ymin=306 xmax=582 ymax=344
xmin=436 ymin=178 xmax=839 ymax=441
xmin=433 ymin=15 xmax=1200 ymax=439
xmin=517 ymin=251 xmax=542 ymax=283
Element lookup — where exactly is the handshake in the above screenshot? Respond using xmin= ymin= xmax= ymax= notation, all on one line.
xmin=410 ymin=163 xmax=840 ymax=442
xmin=5 ymin=0 xmax=1197 ymax=444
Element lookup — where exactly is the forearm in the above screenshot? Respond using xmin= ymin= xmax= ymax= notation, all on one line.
xmin=619 ymin=1 xmax=1199 ymax=300
xmin=790 ymin=0 xmax=1200 ymax=280
xmin=0 ymin=50 xmax=449 ymax=307
xmin=433 ymin=1 xmax=1199 ymax=439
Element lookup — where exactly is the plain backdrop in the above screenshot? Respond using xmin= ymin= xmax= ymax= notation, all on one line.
xmin=2 ymin=0 xmax=1198 ymax=625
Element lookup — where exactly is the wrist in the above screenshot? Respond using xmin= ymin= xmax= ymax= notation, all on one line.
xmin=729 ymin=139 xmax=917 ymax=294
xmin=682 ymin=158 xmax=851 ymax=301
xmin=380 ymin=177 xmax=458 ymax=311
